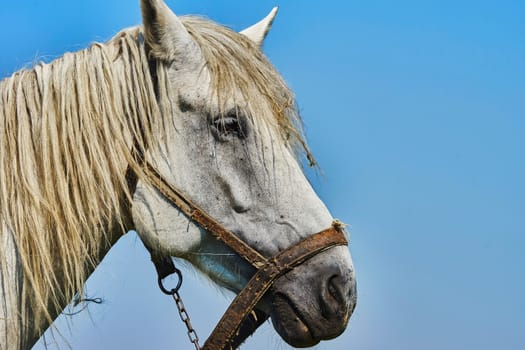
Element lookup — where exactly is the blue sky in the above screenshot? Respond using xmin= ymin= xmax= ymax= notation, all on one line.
xmin=1 ymin=1 xmax=524 ymax=349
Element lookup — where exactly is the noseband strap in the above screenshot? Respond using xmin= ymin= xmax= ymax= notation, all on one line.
xmin=203 ymin=225 xmax=347 ymax=350
xmin=139 ymin=162 xmax=348 ymax=349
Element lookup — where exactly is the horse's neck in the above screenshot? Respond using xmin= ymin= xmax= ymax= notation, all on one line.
xmin=0 ymin=35 xmax=141 ymax=350
xmin=0 ymin=223 xmax=125 ymax=350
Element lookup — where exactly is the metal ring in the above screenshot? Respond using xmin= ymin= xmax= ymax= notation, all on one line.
xmin=158 ymin=268 xmax=183 ymax=295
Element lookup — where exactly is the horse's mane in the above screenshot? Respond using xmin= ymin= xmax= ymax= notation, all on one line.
xmin=0 ymin=16 xmax=309 ymax=335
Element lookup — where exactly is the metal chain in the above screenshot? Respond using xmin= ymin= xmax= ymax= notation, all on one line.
xmin=158 ymin=268 xmax=202 ymax=350
xmin=172 ymin=290 xmax=202 ymax=350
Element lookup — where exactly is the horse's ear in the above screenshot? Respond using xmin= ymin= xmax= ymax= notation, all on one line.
xmin=140 ymin=0 xmax=201 ymax=64
xmin=240 ymin=7 xmax=278 ymax=48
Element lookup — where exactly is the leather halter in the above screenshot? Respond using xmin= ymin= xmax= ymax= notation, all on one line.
xmin=121 ymin=34 xmax=349 ymax=349
xmin=136 ymin=162 xmax=349 ymax=349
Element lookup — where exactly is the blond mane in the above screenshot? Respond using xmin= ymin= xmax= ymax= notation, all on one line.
xmin=0 ymin=16 xmax=309 ymax=337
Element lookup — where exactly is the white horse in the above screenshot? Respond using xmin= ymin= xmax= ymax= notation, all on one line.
xmin=0 ymin=1 xmax=356 ymax=349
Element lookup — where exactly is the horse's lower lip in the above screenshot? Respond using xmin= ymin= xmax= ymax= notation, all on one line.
xmin=270 ymin=293 xmax=319 ymax=347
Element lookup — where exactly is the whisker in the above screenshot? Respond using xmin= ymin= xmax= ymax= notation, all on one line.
xmin=187 ymin=252 xmax=237 ymax=256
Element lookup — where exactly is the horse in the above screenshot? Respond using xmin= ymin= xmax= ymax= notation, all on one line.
xmin=0 ymin=1 xmax=356 ymax=349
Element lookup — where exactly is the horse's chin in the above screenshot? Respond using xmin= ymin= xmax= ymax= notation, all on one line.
xmin=270 ymin=293 xmax=320 ymax=348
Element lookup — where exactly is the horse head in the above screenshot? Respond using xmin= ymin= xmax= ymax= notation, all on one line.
xmin=132 ymin=1 xmax=356 ymax=347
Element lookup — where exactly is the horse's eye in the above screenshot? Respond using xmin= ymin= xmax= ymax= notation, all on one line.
xmin=210 ymin=109 xmax=249 ymax=141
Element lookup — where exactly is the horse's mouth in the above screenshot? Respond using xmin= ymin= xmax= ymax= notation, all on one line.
xmin=270 ymin=292 xmax=319 ymax=348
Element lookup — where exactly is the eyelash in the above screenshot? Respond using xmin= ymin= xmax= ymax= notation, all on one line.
xmin=210 ymin=110 xmax=249 ymax=141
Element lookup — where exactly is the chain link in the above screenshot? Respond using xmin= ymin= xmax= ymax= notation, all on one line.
xmin=172 ymin=291 xmax=201 ymax=350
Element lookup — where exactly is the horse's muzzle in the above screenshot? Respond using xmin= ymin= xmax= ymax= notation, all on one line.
xmin=269 ymin=247 xmax=357 ymax=347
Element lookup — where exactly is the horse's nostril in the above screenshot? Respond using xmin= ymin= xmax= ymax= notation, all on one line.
xmin=327 ymin=275 xmax=345 ymax=305
xmin=319 ymin=272 xmax=355 ymax=326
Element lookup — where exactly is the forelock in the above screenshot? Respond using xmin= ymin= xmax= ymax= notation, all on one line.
xmin=181 ymin=16 xmax=315 ymax=165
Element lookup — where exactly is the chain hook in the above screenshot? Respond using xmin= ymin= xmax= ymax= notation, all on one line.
xmin=158 ymin=267 xmax=183 ymax=295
